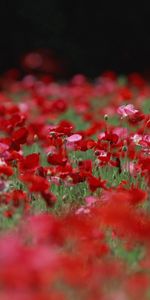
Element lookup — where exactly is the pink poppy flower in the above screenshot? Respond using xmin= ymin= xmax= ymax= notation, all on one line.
xmin=85 ymin=196 xmax=97 ymax=207
xmin=113 ymin=127 xmax=128 ymax=139
xmin=75 ymin=206 xmax=90 ymax=215
xmin=66 ymin=134 xmax=82 ymax=143
xmin=117 ymin=104 xmax=139 ymax=118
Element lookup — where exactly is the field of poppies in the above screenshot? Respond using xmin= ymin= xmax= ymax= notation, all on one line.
xmin=0 ymin=71 xmax=149 ymax=299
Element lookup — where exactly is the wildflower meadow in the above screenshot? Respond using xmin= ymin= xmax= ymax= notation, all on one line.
xmin=0 ymin=71 xmax=149 ymax=299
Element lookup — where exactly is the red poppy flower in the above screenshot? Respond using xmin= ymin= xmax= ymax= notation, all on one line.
xmin=47 ymin=153 xmax=67 ymax=166
xmin=85 ymin=121 xmax=104 ymax=136
xmin=87 ymin=175 xmax=106 ymax=192
xmin=3 ymin=209 xmax=13 ymax=218
xmin=105 ymin=132 xmax=119 ymax=144
xmin=70 ymin=171 xmax=86 ymax=184
xmin=97 ymin=150 xmax=111 ymax=164
xmin=41 ymin=191 xmax=56 ymax=207
xmin=128 ymin=111 xmax=145 ymax=124
xmin=19 ymin=153 xmax=40 ymax=172
xmin=7 ymin=190 xmax=28 ymax=207
xmin=56 ymin=164 xmax=72 ymax=179
xmin=7 ymin=113 xmax=26 ymax=128
xmin=76 ymin=139 xmax=96 ymax=151
xmin=21 ymin=174 xmax=50 ymax=192
xmin=11 ymin=127 xmax=28 ymax=150
xmin=51 ymin=99 xmax=68 ymax=113
xmin=0 ymin=165 xmax=13 ymax=176
xmin=118 ymin=87 xmax=132 ymax=100
xmin=49 ymin=120 xmax=73 ymax=137
xmin=128 ymin=187 xmax=147 ymax=206
xmin=78 ymin=159 xmax=92 ymax=174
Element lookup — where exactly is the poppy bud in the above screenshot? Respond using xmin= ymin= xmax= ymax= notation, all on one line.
xmin=104 ymin=114 xmax=108 ymax=121
xmin=122 ymin=145 xmax=128 ymax=152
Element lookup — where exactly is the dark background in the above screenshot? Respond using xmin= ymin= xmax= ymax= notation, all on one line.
xmin=0 ymin=1 xmax=150 ymax=77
